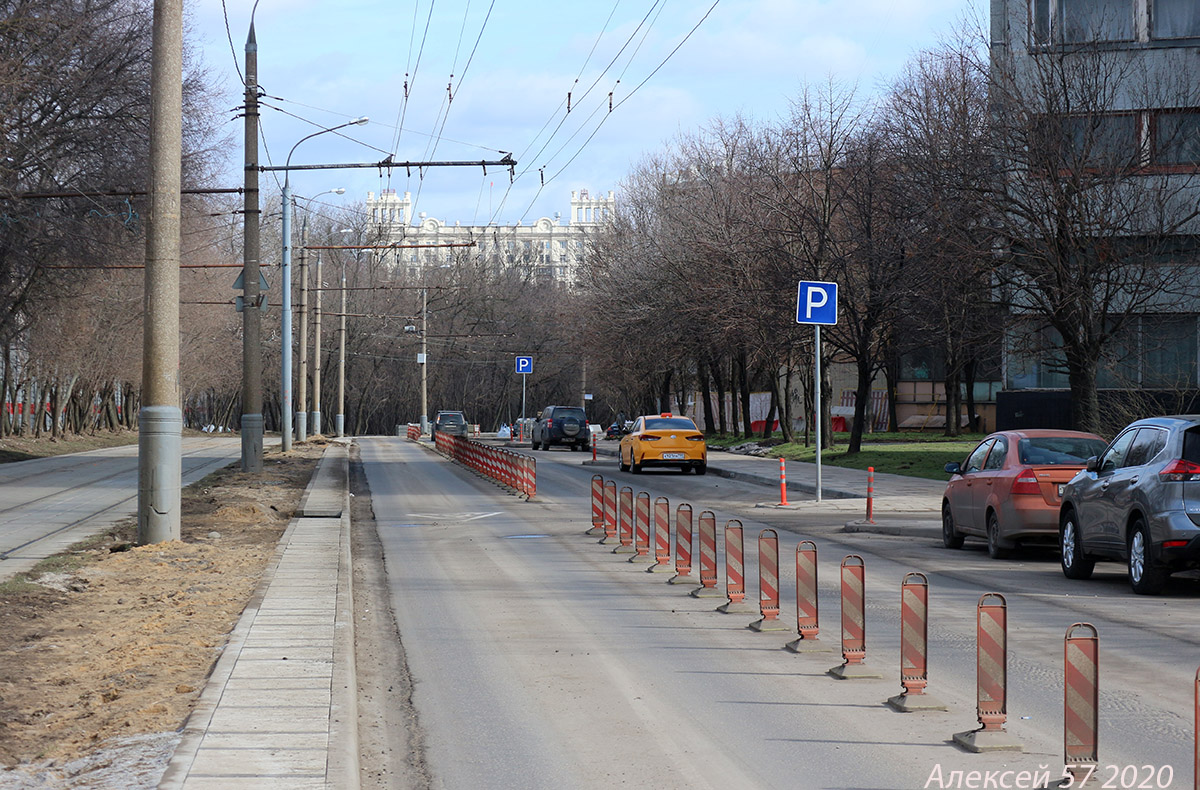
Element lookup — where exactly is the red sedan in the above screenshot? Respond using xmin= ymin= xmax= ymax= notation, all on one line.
xmin=941 ymin=429 xmax=1107 ymax=559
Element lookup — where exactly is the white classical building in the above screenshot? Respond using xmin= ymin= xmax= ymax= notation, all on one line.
xmin=364 ymin=188 xmax=616 ymax=283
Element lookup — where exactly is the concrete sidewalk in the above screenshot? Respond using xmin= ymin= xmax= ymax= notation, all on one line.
xmin=160 ymin=442 xmax=357 ymax=790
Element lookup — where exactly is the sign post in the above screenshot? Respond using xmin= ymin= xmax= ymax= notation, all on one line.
xmin=796 ymin=281 xmax=838 ymax=502
xmin=516 ymin=356 xmax=533 ymax=442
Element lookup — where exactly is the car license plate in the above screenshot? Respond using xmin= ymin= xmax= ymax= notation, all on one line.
xmin=662 ymin=452 xmax=685 ymax=460
xmin=1057 ymin=484 xmax=1065 ymax=498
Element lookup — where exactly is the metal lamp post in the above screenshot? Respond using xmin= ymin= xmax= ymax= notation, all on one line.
xmin=293 ymin=188 xmax=344 ymax=443
xmin=280 ymin=117 xmax=366 ymax=451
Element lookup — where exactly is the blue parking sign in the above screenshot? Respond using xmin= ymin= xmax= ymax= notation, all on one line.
xmin=796 ymin=281 xmax=838 ymax=325
xmin=515 ymin=356 xmax=533 ymax=374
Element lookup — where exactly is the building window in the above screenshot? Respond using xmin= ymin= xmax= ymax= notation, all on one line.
xmin=1062 ymin=114 xmax=1140 ymax=167
xmin=1143 ymin=315 xmax=1198 ymax=388
xmin=1152 ymin=0 xmax=1200 ymax=38
xmin=1033 ymin=0 xmax=1135 ymax=44
xmin=1153 ymin=111 xmax=1200 ymax=166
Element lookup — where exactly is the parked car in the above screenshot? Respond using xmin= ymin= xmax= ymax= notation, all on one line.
xmin=619 ymin=413 xmax=707 ymax=474
xmin=1059 ymin=415 xmax=1200 ymax=594
xmin=531 ymin=405 xmax=589 ymax=451
xmin=432 ymin=410 xmax=468 ymax=437
xmin=605 ymin=422 xmax=625 ymax=440
xmin=942 ymin=430 xmax=1107 ymax=559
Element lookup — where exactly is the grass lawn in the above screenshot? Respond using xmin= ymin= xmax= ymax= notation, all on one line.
xmin=707 ymin=431 xmax=983 ymax=480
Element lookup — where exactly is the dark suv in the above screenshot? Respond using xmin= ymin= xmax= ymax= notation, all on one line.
xmin=1059 ymin=415 xmax=1200 ymax=594
xmin=532 ymin=405 xmax=589 ymax=451
xmin=432 ymin=410 xmax=468 ymax=437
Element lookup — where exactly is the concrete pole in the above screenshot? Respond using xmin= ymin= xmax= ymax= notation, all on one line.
xmin=420 ymin=286 xmax=428 ymax=434
xmin=296 ymin=218 xmax=308 ymax=442
xmin=240 ymin=23 xmax=263 ymax=472
xmin=137 ymin=0 xmax=183 ymax=544
xmin=311 ymin=252 xmax=322 ymax=435
xmin=280 ymin=184 xmax=293 ymax=452
xmin=336 ymin=258 xmax=346 ymax=437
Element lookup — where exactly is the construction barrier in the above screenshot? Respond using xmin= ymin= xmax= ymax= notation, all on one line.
xmin=690 ymin=511 xmax=721 ymax=597
xmin=866 ymin=466 xmax=876 ymax=524
xmin=433 ymin=432 xmax=535 ymax=499
xmin=953 ymin=593 xmax=1021 ymax=752
xmin=587 ymin=475 xmax=605 ymax=535
xmin=1064 ymin=623 xmax=1099 ymax=782
xmin=717 ymin=521 xmax=753 ymax=613
xmin=669 ymin=504 xmax=696 ymax=585
xmin=779 ymin=458 xmax=789 ymax=505
xmin=787 ymin=541 xmax=822 ymax=652
xmin=887 ymin=572 xmax=944 ymax=710
xmin=406 ymin=423 xmax=421 ymax=441
xmin=630 ymin=492 xmax=653 ymax=563
xmin=828 ymin=555 xmax=880 ymax=679
xmin=601 ymin=480 xmax=618 ymax=544
xmin=749 ymin=529 xmax=786 ymax=631
xmin=614 ymin=486 xmax=635 ymax=554
xmin=648 ymin=496 xmax=673 ymax=573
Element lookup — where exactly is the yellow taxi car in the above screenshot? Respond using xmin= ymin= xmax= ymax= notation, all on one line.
xmin=619 ymin=413 xmax=707 ymax=474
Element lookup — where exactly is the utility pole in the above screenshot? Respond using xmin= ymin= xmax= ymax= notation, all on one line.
xmin=296 ymin=217 xmax=309 ymax=442
xmin=138 ymin=0 xmax=183 ymax=544
xmin=420 ymin=287 xmax=428 ymax=434
xmin=240 ymin=23 xmax=263 ymax=472
xmin=312 ymin=252 xmax=322 ymax=434
xmin=337 ymin=256 xmax=347 ymax=437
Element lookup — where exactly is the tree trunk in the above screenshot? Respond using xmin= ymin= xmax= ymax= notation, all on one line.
xmin=1066 ymin=349 xmax=1101 ymax=433
xmin=848 ymin=355 xmax=873 ymax=454
xmin=884 ymin=354 xmax=900 ymax=433
xmin=964 ymin=358 xmax=980 ymax=433
xmin=658 ymin=368 xmax=673 ymax=415
xmin=737 ymin=349 xmax=752 ymax=440
xmin=711 ymin=356 xmax=727 ymax=435
xmin=698 ymin=358 xmax=715 ymax=435
xmin=779 ymin=359 xmax=795 ymax=443
xmin=943 ymin=369 xmax=960 ymax=438
xmin=761 ymin=382 xmax=777 ymax=440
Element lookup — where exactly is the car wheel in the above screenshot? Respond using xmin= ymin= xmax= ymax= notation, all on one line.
xmin=986 ymin=512 xmax=1011 ymax=560
xmin=631 ymin=454 xmax=643 ymax=474
xmin=1060 ymin=509 xmax=1095 ymax=580
xmin=941 ymin=504 xmax=964 ymax=549
xmin=619 ymin=450 xmax=630 ymax=472
xmin=695 ymin=463 xmax=707 ymax=476
xmin=1128 ymin=518 xmax=1167 ymax=595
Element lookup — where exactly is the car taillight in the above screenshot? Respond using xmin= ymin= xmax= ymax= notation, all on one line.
xmin=686 ymin=436 xmax=704 ymax=442
xmin=1011 ymin=469 xmax=1041 ymax=495
xmin=1159 ymin=459 xmax=1200 ymax=481
xmin=546 ymin=419 xmax=553 ymax=427
xmin=639 ymin=434 xmax=661 ymax=441
xmin=1163 ymin=540 xmax=1189 ymax=548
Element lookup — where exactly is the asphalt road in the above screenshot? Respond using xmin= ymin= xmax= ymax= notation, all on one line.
xmin=0 ymin=436 xmax=247 ymax=581
xmin=362 ymin=437 xmax=1200 ymax=790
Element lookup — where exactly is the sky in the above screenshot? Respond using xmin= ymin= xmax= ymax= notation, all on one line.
xmin=187 ymin=0 xmax=984 ymax=227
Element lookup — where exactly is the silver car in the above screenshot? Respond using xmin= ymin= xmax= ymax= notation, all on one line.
xmin=1059 ymin=415 xmax=1200 ymax=594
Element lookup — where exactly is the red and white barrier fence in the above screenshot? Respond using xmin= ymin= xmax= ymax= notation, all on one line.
xmin=953 ymin=593 xmax=1021 ymax=752
xmin=749 ymin=529 xmax=786 ymax=631
xmin=406 ymin=423 xmax=421 ymax=441
xmin=601 ymin=481 xmax=618 ymax=544
xmin=887 ymin=572 xmax=945 ymax=711
xmin=630 ymin=492 xmax=653 ymax=564
xmin=614 ymin=486 xmax=635 ymax=554
xmin=669 ymin=504 xmax=695 ymax=585
xmin=1064 ymin=623 xmax=1099 ymax=783
xmin=587 ymin=475 xmax=605 ymax=536
xmin=432 ymin=431 xmax=536 ymax=499
xmin=690 ymin=511 xmax=721 ymax=598
xmin=787 ymin=541 xmax=822 ymax=652
xmin=829 ymin=555 xmax=880 ymax=679
xmin=718 ymin=520 xmax=754 ymax=613
xmin=648 ymin=496 xmax=673 ymax=573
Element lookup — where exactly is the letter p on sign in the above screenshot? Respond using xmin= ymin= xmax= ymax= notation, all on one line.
xmin=796 ymin=281 xmax=838 ymax=325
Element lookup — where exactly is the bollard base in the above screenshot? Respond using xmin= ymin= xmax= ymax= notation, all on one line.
xmin=667 ymin=574 xmax=698 ymax=585
xmin=952 ymin=728 xmax=1023 ymax=753
xmin=599 ymin=534 xmax=618 ymax=545
xmin=886 ymin=692 xmax=948 ymax=712
xmin=785 ymin=636 xmax=831 ymax=653
xmin=646 ymin=562 xmax=674 ymax=573
xmin=748 ymin=617 xmax=790 ymax=632
xmin=611 ymin=544 xmax=636 ymax=554
xmin=627 ymin=552 xmax=655 ymax=564
xmin=585 ymin=525 xmax=604 ymax=536
xmin=716 ymin=600 xmax=757 ymax=614
xmin=827 ymin=662 xmax=883 ymax=680
xmin=689 ymin=585 xmax=724 ymax=598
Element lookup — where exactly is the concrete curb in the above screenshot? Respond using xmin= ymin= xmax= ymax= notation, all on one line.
xmin=328 ymin=448 xmax=360 ymax=790
xmin=841 ymin=519 xmax=941 ymax=538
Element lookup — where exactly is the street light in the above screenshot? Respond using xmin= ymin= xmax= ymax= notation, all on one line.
xmin=336 ymin=228 xmax=357 ymax=438
xmin=294 ymin=188 xmax=344 ymax=443
xmin=280 ymin=116 xmax=367 ymax=451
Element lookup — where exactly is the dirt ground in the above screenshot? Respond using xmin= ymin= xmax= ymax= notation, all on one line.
xmin=0 ymin=439 xmax=327 ymax=788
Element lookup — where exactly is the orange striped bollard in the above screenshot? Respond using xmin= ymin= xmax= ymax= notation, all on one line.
xmin=524 ymin=455 xmax=536 ymax=499
xmin=600 ymin=481 xmax=618 ymax=544
xmin=586 ymin=475 xmax=605 ymax=535
xmin=647 ymin=496 xmax=673 ymax=573
xmin=887 ymin=573 xmax=945 ymax=711
xmin=717 ymin=521 xmax=754 ymax=613
xmin=828 ymin=555 xmax=880 ymax=679
xmin=749 ymin=529 xmax=787 ymax=631
xmin=1063 ymin=623 xmax=1098 ymax=784
xmin=865 ymin=467 xmax=876 ymax=524
xmin=779 ymin=458 xmax=788 ymax=505
xmin=613 ymin=486 xmax=635 ymax=554
xmin=953 ymin=593 xmax=1022 ymax=752
xmin=668 ymin=504 xmax=696 ymax=585
xmin=689 ymin=511 xmax=722 ymax=598
xmin=787 ymin=541 xmax=825 ymax=653
xmin=629 ymin=492 xmax=654 ymax=564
